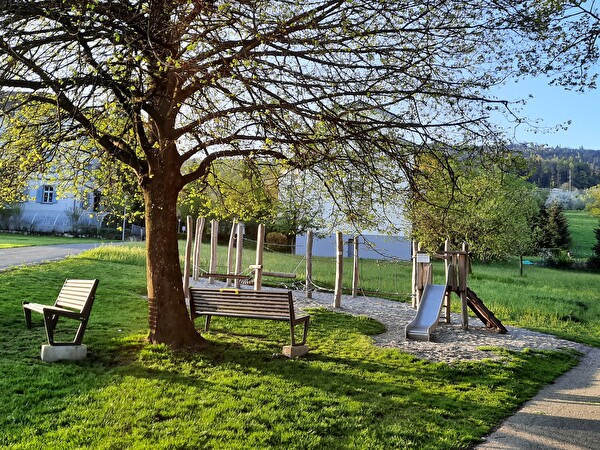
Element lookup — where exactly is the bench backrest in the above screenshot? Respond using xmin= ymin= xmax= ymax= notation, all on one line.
xmin=54 ymin=279 xmax=100 ymax=314
xmin=189 ymin=288 xmax=295 ymax=321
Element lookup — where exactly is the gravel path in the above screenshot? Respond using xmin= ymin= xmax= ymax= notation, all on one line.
xmin=190 ymin=279 xmax=590 ymax=363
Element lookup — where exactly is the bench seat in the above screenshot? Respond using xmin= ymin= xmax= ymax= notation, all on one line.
xmin=23 ymin=279 xmax=99 ymax=346
xmin=189 ymin=288 xmax=309 ymax=346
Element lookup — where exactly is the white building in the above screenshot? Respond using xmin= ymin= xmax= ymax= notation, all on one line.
xmin=15 ymin=181 xmax=104 ymax=233
xmin=295 ymin=232 xmax=411 ymax=260
xmin=289 ymin=175 xmax=412 ymax=261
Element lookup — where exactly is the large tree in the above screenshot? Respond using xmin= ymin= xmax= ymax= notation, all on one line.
xmin=0 ymin=0 xmax=558 ymax=348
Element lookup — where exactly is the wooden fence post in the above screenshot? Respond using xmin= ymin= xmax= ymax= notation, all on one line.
xmin=209 ymin=219 xmax=218 ymax=284
xmin=411 ymin=241 xmax=418 ymax=308
xmin=253 ymin=224 xmax=265 ymax=291
xmin=352 ymin=235 xmax=359 ymax=298
xmin=444 ymin=239 xmax=451 ymax=323
xmin=459 ymin=242 xmax=469 ymax=330
xmin=306 ymin=230 xmax=313 ymax=299
xmin=234 ymin=222 xmax=244 ymax=289
xmin=334 ymin=231 xmax=343 ymax=308
xmin=192 ymin=217 xmax=205 ymax=280
xmin=226 ymin=220 xmax=237 ymax=287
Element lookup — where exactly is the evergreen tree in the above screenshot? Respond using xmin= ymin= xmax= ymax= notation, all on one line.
xmin=587 ymin=221 xmax=600 ymax=270
xmin=546 ymin=201 xmax=572 ymax=250
xmin=532 ymin=204 xmax=552 ymax=250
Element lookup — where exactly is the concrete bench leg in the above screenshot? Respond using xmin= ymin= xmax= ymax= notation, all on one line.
xmin=41 ymin=344 xmax=87 ymax=362
xmin=282 ymin=345 xmax=309 ymax=358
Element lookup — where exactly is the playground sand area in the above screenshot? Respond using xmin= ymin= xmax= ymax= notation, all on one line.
xmin=189 ymin=278 xmax=588 ymax=364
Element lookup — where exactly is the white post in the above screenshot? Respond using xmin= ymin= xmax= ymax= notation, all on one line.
xmin=234 ymin=222 xmax=244 ymax=289
xmin=253 ymin=224 xmax=265 ymax=291
xmin=411 ymin=241 xmax=418 ymax=308
xmin=209 ymin=219 xmax=219 ymax=284
xmin=121 ymin=205 xmax=127 ymax=241
xmin=305 ymin=230 xmax=313 ymax=299
xmin=192 ymin=217 xmax=205 ymax=280
xmin=334 ymin=231 xmax=343 ymax=308
xmin=352 ymin=235 xmax=359 ymax=298
xmin=226 ymin=220 xmax=237 ymax=287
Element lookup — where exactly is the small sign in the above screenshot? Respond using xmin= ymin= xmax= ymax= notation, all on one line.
xmin=416 ymin=253 xmax=430 ymax=263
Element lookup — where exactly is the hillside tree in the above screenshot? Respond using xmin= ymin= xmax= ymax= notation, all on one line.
xmin=587 ymin=220 xmax=600 ymax=270
xmin=0 ymin=1 xmax=569 ymax=348
xmin=407 ymin=155 xmax=540 ymax=261
xmin=546 ymin=201 xmax=572 ymax=250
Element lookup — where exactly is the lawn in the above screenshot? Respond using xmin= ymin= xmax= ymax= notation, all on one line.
xmin=0 ymin=232 xmax=109 ymax=249
xmin=565 ymin=210 xmax=597 ymax=258
xmin=0 ymin=245 xmax=580 ymax=449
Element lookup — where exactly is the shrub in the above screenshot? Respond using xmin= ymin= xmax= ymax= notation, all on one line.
xmin=265 ymin=231 xmax=289 ymax=253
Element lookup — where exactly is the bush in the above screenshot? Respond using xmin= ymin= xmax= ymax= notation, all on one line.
xmin=265 ymin=231 xmax=289 ymax=253
xmin=540 ymin=249 xmax=573 ymax=269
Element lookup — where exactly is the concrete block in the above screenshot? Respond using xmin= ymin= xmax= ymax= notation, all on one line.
xmin=282 ymin=344 xmax=309 ymax=358
xmin=41 ymin=344 xmax=87 ymax=362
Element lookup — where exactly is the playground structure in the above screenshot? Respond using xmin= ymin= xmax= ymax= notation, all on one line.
xmin=182 ymin=218 xmax=298 ymax=297
xmin=406 ymin=241 xmax=506 ymax=341
xmin=182 ymin=219 xmax=403 ymax=306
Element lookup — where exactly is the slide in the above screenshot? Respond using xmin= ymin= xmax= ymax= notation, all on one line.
xmin=405 ymin=284 xmax=446 ymax=341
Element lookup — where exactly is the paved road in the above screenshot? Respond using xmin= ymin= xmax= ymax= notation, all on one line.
xmin=476 ymin=346 xmax=600 ymax=449
xmin=0 ymin=243 xmax=105 ymax=271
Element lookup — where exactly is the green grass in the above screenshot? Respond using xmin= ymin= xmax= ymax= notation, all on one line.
xmin=0 ymin=233 xmax=109 ymax=249
xmin=0 ymin=245 xmax=580 ymax=449
xmin=468 ymin=261 xmax=600 ymax=347
xmin=565 ymin=210 xmax=597 ymax=258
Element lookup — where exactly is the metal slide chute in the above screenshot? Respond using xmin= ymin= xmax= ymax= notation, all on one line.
xmin=405 ymin=283 xmax=447 ymax=341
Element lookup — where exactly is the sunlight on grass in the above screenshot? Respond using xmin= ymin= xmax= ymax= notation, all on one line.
xmin=0 ymin=245 xmax=583 ymax=449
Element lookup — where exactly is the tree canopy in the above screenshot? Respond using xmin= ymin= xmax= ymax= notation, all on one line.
xmin=406 ymin=154 xmax=540 ymax=260
xmin=0 ymin=0 xmax=572 ymax=347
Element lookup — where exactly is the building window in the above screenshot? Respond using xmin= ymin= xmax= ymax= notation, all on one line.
xmin=41 ymin=185 xmax=55 ymax=204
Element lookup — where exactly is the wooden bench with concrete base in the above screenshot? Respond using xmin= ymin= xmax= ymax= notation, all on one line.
xmin=189 ymin=288 xmax=310 ymax=354
xmin=23 ymin=279 xmax=99 ymax=346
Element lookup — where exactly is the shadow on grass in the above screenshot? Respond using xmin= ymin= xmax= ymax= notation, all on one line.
xmin=0 ymin=258 xmax=580 ymax=449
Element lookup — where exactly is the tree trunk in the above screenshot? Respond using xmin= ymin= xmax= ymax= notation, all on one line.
xmin=143 ymin=178 xmax=207 ymax=349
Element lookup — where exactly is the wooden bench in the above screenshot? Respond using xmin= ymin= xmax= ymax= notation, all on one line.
xmin=189 ymin=288 xmax=309 ymax=346
xmin=22 ymin=279 xmax=99 ymax=346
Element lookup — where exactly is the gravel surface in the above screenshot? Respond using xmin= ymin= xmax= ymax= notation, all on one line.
xmin=190 ymin=279 xmax=589 ymax=363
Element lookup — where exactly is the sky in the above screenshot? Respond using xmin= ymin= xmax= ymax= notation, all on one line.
xmin=492 ymin=76 xmax=600 ymax=150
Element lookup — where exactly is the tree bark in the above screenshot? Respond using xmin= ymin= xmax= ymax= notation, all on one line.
xmin=143 ymin=177 xmax=207 ymax=349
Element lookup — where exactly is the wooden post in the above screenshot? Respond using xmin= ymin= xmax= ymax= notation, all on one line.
xmin=253 ymin=224 xmax=265 ymax=291
xmin=411 ymin=241 xmax=418 ymax=308
xmin=334 ymin=231 xmax=343 ymax=308
xmin=183 ymin=216 xmax=193 ymax=298
xmin=459 ymin=242 xmax=469 ymax=330
xmin=415 ymin=244 xmax=429 ymax=307
xmin=234 ymin=222 xmax=244 ymax=289
xmin=192 ymin=217 xmax=205 ymax=280
xmin=209 ymin=219 xmax=218 ymax=284
xmin=352 ymin=235 xmax=359 ymax=298
xmin=226 ymin=220 xmax=237 ymax=287
xmin=444 ymin=239 xmax=451 ymax=323
xmin=306 ymin=230 xmax=313 ymax=299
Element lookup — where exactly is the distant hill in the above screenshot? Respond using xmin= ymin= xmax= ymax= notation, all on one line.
xmin=512 ymin=144 xmax=600 ymax=189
